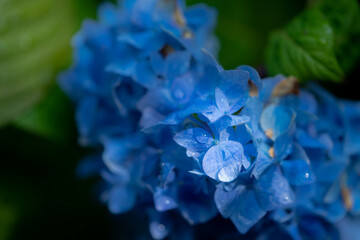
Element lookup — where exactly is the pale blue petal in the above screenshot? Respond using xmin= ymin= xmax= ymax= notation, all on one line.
xmin=215 ymin=88 xmax=230 ymax=113
xmin=202 ymin=141 xmax=247 ymax=182
xmin=174 ymin=128 xmax=214 ymax=153
xmin=260 ymin=104 xmax=293 ymax=141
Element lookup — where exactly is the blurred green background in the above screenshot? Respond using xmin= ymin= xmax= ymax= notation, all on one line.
xmin=0 ymin=0 xmax=359 ymax=239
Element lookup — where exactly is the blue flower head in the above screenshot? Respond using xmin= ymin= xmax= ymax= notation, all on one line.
xmin=60 ymin=0 xmax=360 ymax=238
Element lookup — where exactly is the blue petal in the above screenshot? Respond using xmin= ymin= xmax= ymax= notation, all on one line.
xmin=173 ymin=128 xmax=214 ymax=153
xmin=270 ymin=208 xmax=294 ymax=223
xmin=273 ymin=123 xmax=294 ymax=160
xmin=118 ymin=31 xmax=163 ymax=50
xmin=314 ymin=161 xmax=346 ymax=183
xmin=258 ymin=74 xmax=285 ymax=101
xmin=137 ymin=88 xmax=173 ymax=112
xmin=150 ymin=52 xmax=165 ymax=76
xmin=230 ymin=189 xmax=267 ymax=234
xmin=81 ymin=20 xmax=113 ymax=49
xmin=296 ymin=129 xmax=325 ymax=149
xmin=298 ymin=90 xmax=317 ymax=114
xmin=255 ymin=165 xmax=295 ymax=210
xmin=202 ymin=141 xmax=248 ymax=182
xmin=352 ymin=189 xmax=360 ymax=214
xmin=219 ymin=70 xmax=250 ymax=101
xmin=133 ymin=60 xmax=159 ymax=88
xmin=139 ymin=108 xmax=165 ymax=129
xmin=154 ymin=187 xmax=178 ymax=212
xmin=281 ymin=159 xmax=315 ymax=186
xmin=107 ymin=186 xmax=136 ymax=214
xmin=164 ymin=51 xmax=192 ymax=80
xmin=227 ymin=124 xmax=252 ymax=144
xmin=76 ymin=96 xmax=98 ymax=140
xmin=215 ymin=88 xmax=230 ymax=113
xmin=170 ymin=73 xmax=195 ymax=104
xmin=160 ymin=162 xmax=176 ymax=188
xmin=210 ymin=115 xmax=250 ymax=136
xmin=201 ymin=106 xmax=224 ymax=123
xmin=237 ymin=65 xmax=262 ymax=91
xmin=185 ymin=4 xmax=217 ymax=31
xmin=252 ymin=150 xmax=274 ymax=179
xmin=130 ymin=0 xmax=157 ymax=28
xmin=228 ymin=97 xmax=248 ymax=114
xmin=102 ymin=135 xmax=144 ymax=174
xmin=98 ymin=3 xmax=121 ymax=26
xmin=241 ymin=97 xmax=263 ymax=135
xmin=174 ymin=98 xmax=213 ymax=120
xmin=148 ymin=211 xmax=172 ymax=240
xmin=215 ymin=185 xmax=245 ymax=218
xmin=106 ymin=44 xmax=138 ymax=77
xmin=260 ymin=103 xmax=294 ymax=141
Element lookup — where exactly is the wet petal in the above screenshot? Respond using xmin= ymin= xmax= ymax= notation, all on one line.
xmin=202 ymin=141 xmax=248 ymax=182
xmin=281 ymin=159 xmax=315 ymax=186
xmin=174 ymin=128 xmax=214 ymax=153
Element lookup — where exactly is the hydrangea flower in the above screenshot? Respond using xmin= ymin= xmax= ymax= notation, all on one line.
xmin=60 ymin=0 xmax=360 ymax=239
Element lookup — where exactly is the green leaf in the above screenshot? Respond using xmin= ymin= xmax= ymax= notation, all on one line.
xmin=315 ymin=0 xmax=360 ymax=72
xmin=0 ymin=0 xmax=78 ymax=126
xmin=0 ymin=0 xmax=100 ymax=140
xmin=267 ymin=0 xmax=360 ymax=81
xmin=266 ymin=9 xmax=344 ymax=82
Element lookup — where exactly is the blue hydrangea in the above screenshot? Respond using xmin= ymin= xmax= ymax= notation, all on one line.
xmin=60 ymin=0 xmax=360 ymax=239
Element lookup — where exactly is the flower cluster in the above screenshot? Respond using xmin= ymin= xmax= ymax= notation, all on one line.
xmin=59 ymin=0 xmax=360 ymax=239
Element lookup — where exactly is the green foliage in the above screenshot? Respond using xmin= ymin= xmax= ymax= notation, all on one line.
xmin=186 ymin=0 xmax=305 ymax=69
xmin=0 ymin=0 xmax=78 ymax=126
xmin=0 ymin=0 xmax=100 ymax=140
xmin=267 ymin=9 xmax=343 ymax=81
xmin=266 ymin=0 xmax=360 ymax=82
xmin=315 ymin=0 xmax=360 ymax=73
